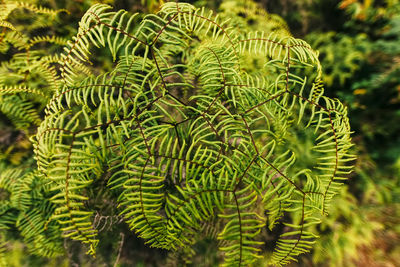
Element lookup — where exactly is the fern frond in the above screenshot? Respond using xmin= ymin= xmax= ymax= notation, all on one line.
xmin=219 ymin=0 xmax=291 ymax=37
xmin=17 ymin=208 xmax=64 ymax=257
xmin=0 ymin=95 xmax=42 ymax=130
xmin=59 ymin=4 xmax=141 ymax=84
xmin=165 ymin=158 xmax=230 ymax=246
xmin=0 ymin=168 xmax=23 ymax=217
xmin=218 ymin=183 xmax=266 ymax=266
xmin=0 ymin=30 xmax=27 ymax=52
xmin=3 ymin=2 xmax=68 ymax=18
xmin=0 ymin=167 xmax=64 ymax=258
xmin=0 ymin=19 xmax=17 ymax=32
xmin=0 ymin=0 xmax=67 ymax=37
xmin=28 ymin=35 xmax=69 ymax=49
xmin=0 ymin=233 xmax=7 ymax=267
xmin=0 ymin=85 xmax=47 ymax=97
xmin=271 ymin=216 xmax=320 ymax=266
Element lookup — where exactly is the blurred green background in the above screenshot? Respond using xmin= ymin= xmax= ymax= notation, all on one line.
xmin=0 ymin=0 xmax=399 ymax=266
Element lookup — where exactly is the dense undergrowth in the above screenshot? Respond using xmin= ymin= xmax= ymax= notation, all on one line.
xmin=0 ymin=0 xmax=399 ymax=266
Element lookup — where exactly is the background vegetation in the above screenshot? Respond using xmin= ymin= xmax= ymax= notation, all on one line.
xmin=0 ymin=0 xmax=399 ymax=266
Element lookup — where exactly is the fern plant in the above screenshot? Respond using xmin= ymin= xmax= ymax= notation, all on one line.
xmin=0 ymin=1 xmax=69 ymax=263
xmin=0 ymin=2 xmax=354 ymax=266
xmin=0 ymin=0 xmax=68 ymax=133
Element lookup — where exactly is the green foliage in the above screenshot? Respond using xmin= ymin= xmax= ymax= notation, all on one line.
xmin=0 ymin=1 xmax=355 ymax=266
xmin=311 ymin=187 xmax=383 ymax=267
xmin=306 ymin=2 xmax=400 ymax=186
xmin=0 ymin=1 xmax=73 ymax=265
xmin=0 ymin=164 xmax=64 ymax=259
xmin=218 ymin=0 xmax=291 ymax=36
xmin=0 ymin=0 xmax=68 ymax=133
xmin=305 ymin=32 xmax=369 ymax=87
xmin=287 ymin=0 xmax=400 ymax=265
